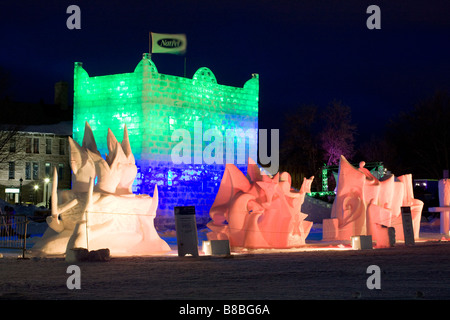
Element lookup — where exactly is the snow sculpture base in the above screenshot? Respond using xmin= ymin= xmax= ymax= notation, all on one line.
xmin=351 ymin=235 xmax=373 ymax=250
xmin=207 ymin=159 xmax=313 ymax=249
xmin=32 ymin=123 xmax=170 ymax=258
xmin=372 ymin=224 xmax=395 ymax=248
xmin=324 ymin=155 xmax=423 ymax=243
xmin=202 ymin=240 xmax=231 ymax=256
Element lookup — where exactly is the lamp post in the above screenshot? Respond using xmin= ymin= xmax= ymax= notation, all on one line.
xmin=44 ymin=177 xmax=50 ymax=208
xmin=34 ymin=185 xmax=39 ymax=205
xmin=19 ymin=178 xmax=23 ymax=205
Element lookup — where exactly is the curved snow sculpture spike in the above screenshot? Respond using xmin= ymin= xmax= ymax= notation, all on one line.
xmin=207 ymin=158 xmax=313 ymax=249
xmin=121 ymin=124 xmax=134 ymax=160
xmin=46 ymin=167 xmax=65 ymax=233
xmin=32 ymin=122 xmax=170 ymax=258
xmin=82 ymin=122 xmax=100 ymax=155
xmin=329 ymin=156 xmax=367 ymax=239
xmin=69 ymin=136 xmax=96 ymax=193
xmin=118 ymin=125 xmax=138 ymax=194
xmin=323 ymin=155 xmax=423 ymax=245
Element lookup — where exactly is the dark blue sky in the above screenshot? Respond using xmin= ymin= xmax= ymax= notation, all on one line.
xmin=1 ymin=0 xmax=450 ymax=141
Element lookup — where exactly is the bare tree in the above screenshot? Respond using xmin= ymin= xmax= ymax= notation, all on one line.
xmin=0 ymin=125 xmax=28 ymax=170
xmin=280 ymin=104 xmax=323 ymax=190
xmin=319 ymin=101 xmax=357 ymax=166
xmin=385 ymin=90 xmax=450 ymax=178
xmin=359 ymin=133 xmax=395 ymax=164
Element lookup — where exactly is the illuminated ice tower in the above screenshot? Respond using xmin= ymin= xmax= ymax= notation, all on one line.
xmin=73 ymin=53 xmax=259 ymax=227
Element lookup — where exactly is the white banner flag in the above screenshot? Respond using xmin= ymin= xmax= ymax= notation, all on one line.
xmin=150 ymin=32 xmax=187 ymax=54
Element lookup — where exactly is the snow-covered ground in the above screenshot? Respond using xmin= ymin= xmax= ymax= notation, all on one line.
xmin=1 ymin=220 xmax=450 ymax=302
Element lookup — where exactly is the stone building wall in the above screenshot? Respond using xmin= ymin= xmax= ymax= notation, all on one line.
xmin=0 ymin=130 xmax=71 ymax=205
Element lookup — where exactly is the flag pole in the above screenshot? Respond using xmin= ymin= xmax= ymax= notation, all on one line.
xmin=149 ymin=32 xmax=152 ymax=56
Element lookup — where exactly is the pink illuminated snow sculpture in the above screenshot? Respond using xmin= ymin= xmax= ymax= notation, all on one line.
xmin=207 ymin=159 xmax=314 ymax=249
xmin=32 ymin=122 xmax=170 ymax=260
xmin=438 ymin=179 xmax=450 ymax=234
xmin=323 ymin=155 xmax=423 ymax=245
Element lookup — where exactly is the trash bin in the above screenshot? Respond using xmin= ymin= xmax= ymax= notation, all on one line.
xmin=174 ymin=206 xmax=199 ymax=257
xmin=401 ymin=206 xmax=415 ymax=246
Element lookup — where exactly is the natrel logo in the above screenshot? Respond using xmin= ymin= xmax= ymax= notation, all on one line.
xmin=158 ymin=38 xmax=183 ymax=48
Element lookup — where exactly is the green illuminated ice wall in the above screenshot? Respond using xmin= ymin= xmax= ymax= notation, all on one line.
xmin=73 ymin=53 xmax=259 ymax=226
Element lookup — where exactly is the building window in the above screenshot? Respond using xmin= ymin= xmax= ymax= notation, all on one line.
xmin=9 ymin=138 xmax=16 ymax=153
xmin=33 ymin=162 xmax=39 ymax=180
xmin=59 ymin=139 xmax=65 ymax=155
xmin=46 ymin=139 xmax=52 ymax=154
xmin=45 ymin=162 xmax=51 ymax=177
xmin=25 ymin=162 xmax=31 ymax=180
xmin=26 ymin=138 xmax=32 ymax=153
xmin=8 ymin=162 xmax=15 ymax=179
xmin=33 ymin=138 xmax=39 ymax=153
xmin=58 ymin=163 xmax=64 ymax=180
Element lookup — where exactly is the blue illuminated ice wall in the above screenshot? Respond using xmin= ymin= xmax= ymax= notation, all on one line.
xmin=73 ymin=53 xmax=259 ymax=228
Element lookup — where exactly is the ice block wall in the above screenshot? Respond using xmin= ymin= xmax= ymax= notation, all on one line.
xmin=73 ymin=53 xmax=259 ymax=228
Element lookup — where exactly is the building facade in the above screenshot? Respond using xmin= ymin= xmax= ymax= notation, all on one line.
xmin=73 ymin=53 xmax=259 ymax=226
xmin=0 ymin=124 xmax=71 ymax=206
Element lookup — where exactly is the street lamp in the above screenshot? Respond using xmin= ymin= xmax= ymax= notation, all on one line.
xmin=19 ymin=178 xmax=23 ymax=205
xmin=34 ymin=184 xmax=39 ymax=205
xmin=44 ymin=177 xmax=50 ymax=208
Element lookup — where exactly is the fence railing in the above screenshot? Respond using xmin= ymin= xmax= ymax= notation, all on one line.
xmin=0 ymin=214 xmax=29 ymax=258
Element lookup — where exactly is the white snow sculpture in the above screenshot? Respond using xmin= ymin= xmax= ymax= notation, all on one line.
xmin=438 ymin=179 xmax=450 ymax=234
xmin=427 ymin=179 xmax=450 ymax=234
xmin=32 ymin=122 xmax=170 ymax=259
xmin=323 ymin=155 xmax=423 ymax=245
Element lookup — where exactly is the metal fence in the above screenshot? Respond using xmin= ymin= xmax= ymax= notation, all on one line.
xmin=0 ymin=214 xmax=29 ymax=258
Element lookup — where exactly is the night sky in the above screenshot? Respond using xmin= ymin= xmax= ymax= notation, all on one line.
xmin=1 ymin=0 xmax=450 ymax=142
